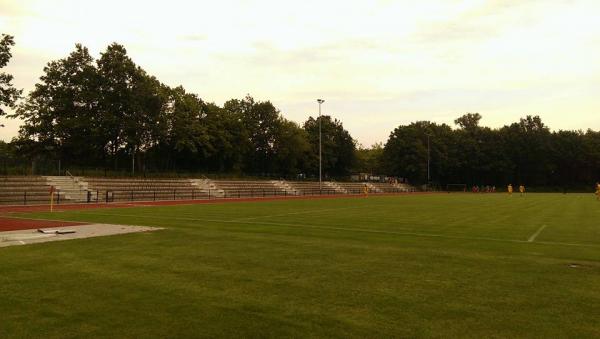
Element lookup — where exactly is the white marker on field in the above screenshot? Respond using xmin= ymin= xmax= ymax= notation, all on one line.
xmin=528 ymin=225 xmax=547 ymax=242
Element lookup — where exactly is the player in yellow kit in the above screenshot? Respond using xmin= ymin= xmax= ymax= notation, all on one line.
xmin=507 ymin=184 xmax=513 ymax=195
xmin=519 ymin=184 xmax=525 ymax=196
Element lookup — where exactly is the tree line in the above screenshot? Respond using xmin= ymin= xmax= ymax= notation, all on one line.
xmin=1 ymin=39 xmax=356 ymax=177
xmin=382 ymin=113 xmax=600 ymax=189
xmin=1 ymin=35 xmax=599 ymax=188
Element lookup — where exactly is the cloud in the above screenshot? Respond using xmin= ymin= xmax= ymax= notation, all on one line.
xmin=411 ymin=0 xmax=548 ymax=45
xmin=179 ymin=34 xmax=207 ymax=42
xmin=217 ymin=37 xmax=397 ymax=70
xmin=0 ymin=2 xmax=29 ymax=17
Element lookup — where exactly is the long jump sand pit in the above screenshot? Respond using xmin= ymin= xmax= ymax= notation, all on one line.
xmin=0 ymin=223 xmax=162 ymax=248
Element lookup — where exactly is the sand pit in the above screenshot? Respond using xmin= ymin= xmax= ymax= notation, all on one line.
xmin=0 ymin=224 xmax=162 ymax=248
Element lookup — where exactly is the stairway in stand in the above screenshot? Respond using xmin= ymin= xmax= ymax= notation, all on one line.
xmin=324 ymin=182 xmax=348 ymax=194
xmin=44 ymin=176 xmax=89 ymax=202
xmin=366 ymin=183 xmax=383 ymax=193
xmin=189 ymin=179 xmax=224 ymax=198
xmin=271 ymin=180 xmax=298 ymax=195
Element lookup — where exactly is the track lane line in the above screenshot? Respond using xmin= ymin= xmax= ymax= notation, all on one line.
xmin=227 ymin=205 xmax=371 ymax=222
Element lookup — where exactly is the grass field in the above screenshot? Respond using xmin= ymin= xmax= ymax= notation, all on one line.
xmin=1 ymin=193 xmax=600 ymax=338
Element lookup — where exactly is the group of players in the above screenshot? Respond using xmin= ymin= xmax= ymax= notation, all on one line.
xmin=507 ymin=183 xmax=600 ymax=200
xmin=507 ymin=184 xmax=526 ymax=196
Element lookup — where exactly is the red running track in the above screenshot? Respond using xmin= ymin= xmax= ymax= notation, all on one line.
xmin=0 ymin=217 xmax=86 ymax=232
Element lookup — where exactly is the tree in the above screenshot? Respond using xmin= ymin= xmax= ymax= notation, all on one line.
xmin=273 ymin=119 xmax=311 ymax=176
xmin=12 ymin=44 xmax=100 ymax=164
xmin=584 ymin=130 xmax=600 ymax=185
xmin=454 ymin=113 xmax=482 ymax=131
xmin=355 ymin=143 xmax=384 ymax=174
xmin=224 ymin=95 xmax=282 ymax=174
xmin=501 ymin=115 xmax=552 ymax=185
xmin=0 ymin=34 xmax=22 ymax=123
xmin=304 ymin=115 xmax=356 ymax=177
xmin=549 ymin=130 xmax=588 ymax=187
xmin=452 ymin=113 xmax=511 ymax=185
xmin=204 ymin=103 xmax=250 ymax=172
xmin=382 ymin=121 xmax=455 ymax=184
xmin=96 ymin=43 xmax=167 ymax=171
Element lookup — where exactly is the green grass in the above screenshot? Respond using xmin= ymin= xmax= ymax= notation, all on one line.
xmin=1 ymin=193 xmax=600 ymax=338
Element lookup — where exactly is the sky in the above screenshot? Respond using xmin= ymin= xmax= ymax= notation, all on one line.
xmin=1 ymin=0 xmax=599 ymax=146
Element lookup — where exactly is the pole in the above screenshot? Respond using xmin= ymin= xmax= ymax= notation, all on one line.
xmin=427 ymin=135 xmax=430 ymax=186
xmin=317 ymin=99 xmax=324 ymax=194
xmin=49 ymin=186 xmax=54 ymax=212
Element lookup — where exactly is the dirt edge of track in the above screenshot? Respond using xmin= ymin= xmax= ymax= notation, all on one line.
xmin=0 ymin=192 xmax=436 ymax=215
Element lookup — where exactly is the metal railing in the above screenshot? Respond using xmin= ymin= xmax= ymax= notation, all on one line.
xmin=0 ymin=187 xmax=411 ymax=205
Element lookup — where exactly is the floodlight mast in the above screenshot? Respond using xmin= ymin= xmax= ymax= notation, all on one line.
xmin=427 ymin=134 xmax=430 ymax=188
xmin=317 ymin=99 xmax=325 ymax=194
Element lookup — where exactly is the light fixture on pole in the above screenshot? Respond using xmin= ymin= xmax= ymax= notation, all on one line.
xmin=317 ymin=99 xmax=325 ymax=194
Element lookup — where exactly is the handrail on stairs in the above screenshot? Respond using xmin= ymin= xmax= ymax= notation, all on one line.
xmin=65 ymin=170 xmax=85 ymax=190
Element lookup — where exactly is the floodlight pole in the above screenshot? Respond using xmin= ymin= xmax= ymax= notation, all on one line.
xmin=427 ymin=134 xmax=430 ymax=189
xmin=427 ymin=135 xmax=430 ymax=182
xmin=317 ymin=99 xmax=324 ymax=194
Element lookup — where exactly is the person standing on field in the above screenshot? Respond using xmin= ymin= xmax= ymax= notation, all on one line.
xmin=508 ymin=184 xmax=513 ymax=195
xmin=519 ymin=185 xmax=525 ymax=196
xmin=596 ymin=182 xmax=600 ymax=201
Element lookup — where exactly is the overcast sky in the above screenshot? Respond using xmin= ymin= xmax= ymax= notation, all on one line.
xmin=1 ymin=0 xmax=599 ymax=146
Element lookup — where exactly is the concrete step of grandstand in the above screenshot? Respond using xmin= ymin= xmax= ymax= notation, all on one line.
xmin=324 ymin=182 xmax=348 ymax=194
xmin=189 ymin=179 xmax=224 ymax=198
xmin=366 ymin=183 xmax=383 ymax=193
xmin=44 ymin=176 xmax=89 ymax=202
xmin=391 ymin=183 xmax=412 ymax=192
xmin=271 ymin=180 xmax=299 ymax=195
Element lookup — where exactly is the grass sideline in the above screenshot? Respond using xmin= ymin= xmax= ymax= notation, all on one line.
xmin=1 ymin=193 xmax=599 ymax=338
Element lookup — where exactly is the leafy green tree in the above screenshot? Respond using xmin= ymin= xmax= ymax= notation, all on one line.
xmin=96 ymin=43 xmax=167 ymax=171
xmin=304 ymin=115 xmax=356 ymax=177
xmin=549 ymin=130 xmax=588 ymax=187
xmin=204 ymin=103 xmax=250 ymax=172
xmin=165 ymin=87 xmax=209 ymax=155
xmin=224 ymin=95 xmax=282 ymax=174
xmin=501 ymin=115 xmax=552 ymax=185
xmin=584 ymin=130 xmax=600 ymax=185
xmin=382 ymin=121 xmax=455 ymax=184
xmin=452 ymin=113 xmax=512 ymax=185
xmin=0 ymin=34 xmax=22 ymax=123
xmin=454 ymin=112 xmax=482 ymax=131
xmin=273 ymin=119 xmax=311 ymax=176
xmin=355 ymin=143 xmax=384 ymax=174
xmin=12 ymin=44 xmax=100 ymax=163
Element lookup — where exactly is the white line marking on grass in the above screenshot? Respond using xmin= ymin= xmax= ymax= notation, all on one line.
xmin=70 ymin=211 xmax=600 ymax=248
xmin=528 ymin=225 xmax=547 ymax=242
xmin=228 ymin=206 xmax=369 ymax=222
